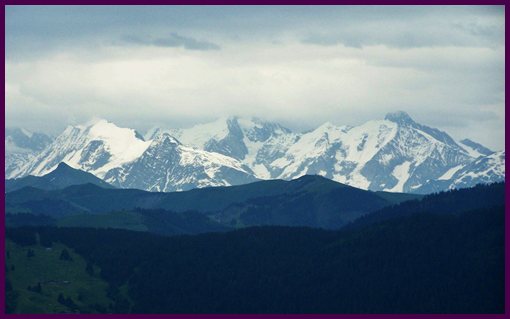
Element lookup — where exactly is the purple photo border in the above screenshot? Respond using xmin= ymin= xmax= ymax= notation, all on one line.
xmin=0 ymin=3 xmax=507 ymax=319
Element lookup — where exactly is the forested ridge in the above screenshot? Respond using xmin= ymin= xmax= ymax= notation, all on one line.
xmin=5 ymin=175 xmax=418 ymax=230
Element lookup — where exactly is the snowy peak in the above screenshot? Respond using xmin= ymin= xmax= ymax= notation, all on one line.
xmin=384 ymin=111 xmax=459 ymax=148
xmin=163 ymin=116 xmax=293 ymax=148
xmin=151 ymin=132 xmax=181 ymax=146
xmin=104 ymin=128 xmax=257 ymax=192
xmin=63 ymin=119 xmax=151 ymax=176
xmin=313 ymin=121 xmax=347 ymax=136
xmin=383 ymin=111 xmax=461 ymax=149
xmin=176 ymin=117 xmax=233 ymax=148
xmin=13 ymin=119 xmax=152 ymax=179
xmin=86 ymin=119 xmax=145 ymax=143
xmin=271 ymin=119 xmax=399 ymax=189
xmin=459 ymin=139 xmax=494 ymax=157
xmin=237 ymin=117 xmax=292 ymax=142
xmin=384 ymin=111 xmax=415 ymax=126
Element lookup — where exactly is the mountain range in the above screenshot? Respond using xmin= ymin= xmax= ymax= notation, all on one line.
xmin=6 ymin=111 xmax=504 ymax=194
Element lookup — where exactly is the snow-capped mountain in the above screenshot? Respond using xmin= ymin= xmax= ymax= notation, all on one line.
xmin=8 ymin=112 xmax=504 ymax=194
xmin=270 ymin=112 xmax=477 ymax=193
xmin=416 ymin=151 xmax=505 ymax=194
xmin=11 ymin=120 xmax=257 ymax=192
xmin=5 ymin=128 xmax=53 ymax=178
xmin=144 ymin=112 xmax=503 ymax=193
xmin=446 ymin=151 xmax=505 ymax=189
xmin=104 ymin=133 xmax=257 ymax=192
xmin=146 ymin=117 xmax=299 ymax=179
xmin=11 ymin=119 xmax=152 ymax=179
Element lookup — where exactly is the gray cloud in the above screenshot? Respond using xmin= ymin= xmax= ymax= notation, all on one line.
xmin=5 ymin=5 xmax=505 ymax=150
xmin=122 ymin=33 xmax=220 ymax=51
xmin=302 ymin=16 xmax=504 ymax=49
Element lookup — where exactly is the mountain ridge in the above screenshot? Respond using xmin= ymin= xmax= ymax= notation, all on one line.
xmin=7 ymin=111 xmax=504 ymax=194
xmin=6 ymin=174 xmax=420 ymax=229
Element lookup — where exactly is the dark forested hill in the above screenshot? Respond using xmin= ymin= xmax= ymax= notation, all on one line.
xmin=6 ymin=175 xmax=418 ymax=229
xmin=6 ymin=203 xmax=504 ymax=314
xmin=5 ymin=163 xmax=114 ymax=192
xmin=349 ymin=182 xmax=504 ymax=229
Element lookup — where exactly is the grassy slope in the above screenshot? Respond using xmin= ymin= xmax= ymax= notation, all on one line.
xmin=5 ymin=239 xmax=113 ymax=313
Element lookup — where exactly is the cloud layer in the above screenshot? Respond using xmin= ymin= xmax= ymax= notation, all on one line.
xmin=122 ymin=34 xmax=220 ymax=50
xmin=6 ymin=5 xmax=505 ymax=149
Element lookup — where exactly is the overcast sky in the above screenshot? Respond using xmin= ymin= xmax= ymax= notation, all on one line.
xmin=5 ymin=5 xmax=505 ymax=149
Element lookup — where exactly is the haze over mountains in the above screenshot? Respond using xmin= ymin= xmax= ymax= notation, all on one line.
xmin=6 ymin=111 xmax=504 ymax=194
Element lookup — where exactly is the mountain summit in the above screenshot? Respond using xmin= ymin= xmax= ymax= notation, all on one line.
xmin=384 ymin=111 xmax=415 ymax=125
